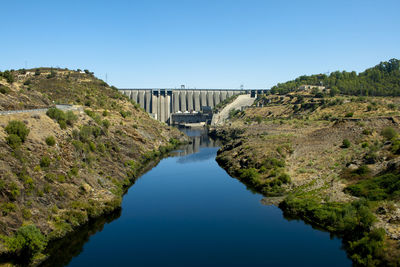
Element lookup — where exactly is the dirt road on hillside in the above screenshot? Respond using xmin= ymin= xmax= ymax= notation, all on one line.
xmin=212 ymin=94 xmax=255 ymax=125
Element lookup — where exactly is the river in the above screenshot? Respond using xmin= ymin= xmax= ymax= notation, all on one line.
xmin=41 ymin=128 xmax=351 ymax=266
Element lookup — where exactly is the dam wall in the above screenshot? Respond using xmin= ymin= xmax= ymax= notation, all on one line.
xmin=120 ymin=89 xmax=268 ymax=122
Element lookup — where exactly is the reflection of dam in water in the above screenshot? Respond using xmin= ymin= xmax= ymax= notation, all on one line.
xmin=173 ymin=129 xmax=219 ymax=157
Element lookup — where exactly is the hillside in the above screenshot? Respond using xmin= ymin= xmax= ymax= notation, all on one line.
xmin=270 ymin=58 xmax=400 ymax=96
xmin=0 ymin=68 xmax=186 ymax=264
xmin=211 ymin=90 xmax=400 ymax=265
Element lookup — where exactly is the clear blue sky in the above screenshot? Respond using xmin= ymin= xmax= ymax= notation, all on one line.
xmin=2 ymin=0 xmax=399 ymax=89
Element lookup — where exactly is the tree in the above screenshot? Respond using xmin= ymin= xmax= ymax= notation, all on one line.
xmin=330 ymin=87 xmax=339 ymax=97
xmin=381 ymin=127 xmax=397 ymax=140
xmin=1 ymin=70 xmax=14 ymax=83
xmin=45 ymin=136 xmax=56 ymax=146
xmin=5 ymin=120 xmax=30 ymax=142
xmin=342 ymin=139 xmax=351 ymax=148
xmin=5 ymin=225 xmax=47 ymax=257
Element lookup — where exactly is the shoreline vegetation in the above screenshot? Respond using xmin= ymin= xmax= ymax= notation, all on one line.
xmin=211 ymin=59 xmax=400 ymax=266
xmin=0 ymin=68 xmax=187 ymax=265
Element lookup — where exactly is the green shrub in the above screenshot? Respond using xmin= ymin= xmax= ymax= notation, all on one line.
xmin=45 ymin=136 xmax=56 ymax=146
xmin=88 ymin=141 xmax=96 ymax=152
xmin=102 ymin=119 xmax=110 ymax=129
xmin=391 ymin=139 xmax=400 ymax=154
xmin=6 ymin=134 xmax=22 ymax=149
xmin=22 ymin=208 xmax=32 ymax=220
xmin=8 ymin=182 xmax=20 ymax=201
xmin=354 ymin=165 xmax=371 ymax=176
xmin=46 ymin=70 xmax=56 ymax=79
xmin=348 ymin=228 xmax=385 ymax=266
xmin=3 ymin=225 xmax=47 ymax=257
xmin=44 ymin=173 xmax=56 ymax=182
xmin=40 ymin=156 xmax=51 ymax=168
xmin=97 ymin=143 xmax=106 ymax=153
xmin=364 ymin=151 xmax=378 ymax=164
xmin=84 ymin=109 xmax=95 ymax=118
xmin=58 ymin=120 xmax=67 ymax=129
xmin=5 ymin=120 xmax=30 ymax=142
xmin=254 ymin=116 xmax=262 ymax=124
xmin=120 ymin=110 xmax=132 ymax=118
xmin=46 ymin=107 xmax=65 ymax=122
xmin=102 ymin=110 xmax=108 ymax=116
xmin=1 ymin=202 xmax=16 ymax=215
xmin=342 ymin=139 xmax=351 ymax=148
xmin=79 ymin=125 xmax=92 ymax=142
xmin=0 ymin=180 xmax=4 ymax=192
xmin=381 ymin=127 xmax=397 ymax=140
xmin=0 ymin=85 xmax=10 ymax=94
xmin=345 ymin=172 xmax=400 ymax=201
xmin=262 ymin=157 xmax=285 ymax=169
xmin=278 ymin=173 xmax=291 ymax=184
xmin=239 ymin=168 xmax=259 ymax=181
xmin=72 ymin=140 xmax=84 ymax=153
xmin=345 ymin=112 xmax=354 ymax=117
xmin=69 ymin=166 xmax=79 ymax=176
xmin=362 ymin=129 xmax=372 ymax=135
xmin=46 ymin=108 xmax=71 ymax=129
xmin=21 ymin=174 xmax=34 ymax=192
xmin=280 ymin=197 xmax=375 ymax=236
xmin=91 ymin=126 xmax=102 ymax=138
xmin=57 ymin=174 xmax=66 ymax=183
xmin=65 ymin=111 xmax=77 ymax=126
xmin=169 ymin=138 xmax=180 ymax=147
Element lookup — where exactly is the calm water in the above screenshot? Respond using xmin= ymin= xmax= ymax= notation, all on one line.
xmin=43 ymin=129 xmax=351 ymax=266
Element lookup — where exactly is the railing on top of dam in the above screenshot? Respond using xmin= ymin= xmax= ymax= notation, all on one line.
xmin=119 ymin=88 xmax=269 ymax=93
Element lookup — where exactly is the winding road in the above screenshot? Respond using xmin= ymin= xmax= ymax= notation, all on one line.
xmin=0 ymin=105 xmax=80 ymax=116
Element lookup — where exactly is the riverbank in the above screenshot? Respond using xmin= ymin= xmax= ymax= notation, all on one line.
xmin=210 ymin=94 xmax=400 ymax=265
xmin=0 ymin=68 xmax=187 ymax=265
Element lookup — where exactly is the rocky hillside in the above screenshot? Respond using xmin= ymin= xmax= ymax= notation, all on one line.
xmin=0 ymin=68 xmax=186 ymax=264
xmin=211 ymin=92 xmax=400 ymax=266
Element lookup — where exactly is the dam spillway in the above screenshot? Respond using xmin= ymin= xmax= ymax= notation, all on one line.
xmin=119 ymin=89 xmax=267 ymax=123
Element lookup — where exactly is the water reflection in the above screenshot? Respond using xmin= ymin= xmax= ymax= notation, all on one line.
xmin=172 ymin=128 xmax=220 ymax=158
xmin=40 ymin=209 xmax=121 ymax=267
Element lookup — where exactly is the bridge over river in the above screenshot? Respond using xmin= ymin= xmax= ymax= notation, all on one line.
xmin=119 ymin=88 xmax=268 ymax=123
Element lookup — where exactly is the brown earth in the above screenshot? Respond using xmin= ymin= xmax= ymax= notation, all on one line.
xmin=212 ymin=93 xmax=400 ymax=263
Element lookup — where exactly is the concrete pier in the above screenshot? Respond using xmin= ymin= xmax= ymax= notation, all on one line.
xmin=193 ymin=91 xmax=201 ymax=111
xmin=207 ymin=92 xmax=214 ymax=108
xmin=180 ymin=91 xmax=187 ymax=112
xmin=187 ymin=91 xmax=194 ymax=111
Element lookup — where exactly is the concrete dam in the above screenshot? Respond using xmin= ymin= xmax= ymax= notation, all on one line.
xmin=119 ymin=89 xmax=268 ymax=123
